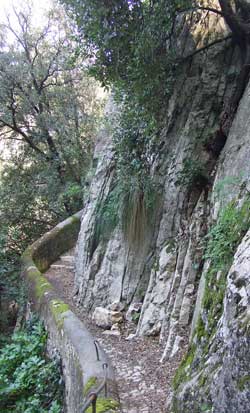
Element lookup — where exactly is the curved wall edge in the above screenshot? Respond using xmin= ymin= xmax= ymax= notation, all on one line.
xmin=21 ymin=211 xmax=120 ymax=413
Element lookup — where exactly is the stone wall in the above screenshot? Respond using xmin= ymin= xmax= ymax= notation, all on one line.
xmin=22 ymin=211 xmax=119 ymax=413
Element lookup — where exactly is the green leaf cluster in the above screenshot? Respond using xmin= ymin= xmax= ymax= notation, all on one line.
xmin=0 ymin=318 xmax=63 ymax=413
xmin=62 ymin=0 xmax=191 ymax=116
xmin=176 ymin=158 xmax=209 ymax=189
xmin=113 ymin=99 xmax=160 ymax=244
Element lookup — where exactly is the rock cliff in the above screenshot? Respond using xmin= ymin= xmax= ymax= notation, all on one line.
xmin=74 ymin=8 xmax=249 ymax=413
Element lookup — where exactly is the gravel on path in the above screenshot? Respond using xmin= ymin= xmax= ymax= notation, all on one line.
xmin=45 ymin=250 xmax=188 ymax=413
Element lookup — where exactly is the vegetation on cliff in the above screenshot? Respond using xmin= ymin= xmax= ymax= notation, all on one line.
xmin=59 ymin=1 xmax=250 ymax=409
xmin=173 ymin=197 xmax=250 ymax=389
xmin=62 ymin=0 xmax=250 ymax=121
xmin=1 ymin=0 xmax=250 ymax=410
xmin=61 ymin=0 xmax=250 ymax=244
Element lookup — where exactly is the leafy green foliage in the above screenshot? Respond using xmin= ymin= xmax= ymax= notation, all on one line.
xmin=89 ymin=98 xmax=160 ymax=251
xmin=0 ymin=224 xmax=24 ymax=340
xmin=60 ymin=0 xmax=194 ymax=247
xmin=0 ymin=318 xmax=63 ymax=412
xmin=0 ymin=8 xmax=101 ymax=213
xmin=0 ymin=5 xmax=104 ymax=331
xmin=176 ymin=158 xmax=209 ymax=189
xmin=62 ymin=0 xmax=191 ymax=117
xmin=0 ymin=5 xmax=103 ymax=225
xmin=204 ymin=198 xmax=250 ymax=272
xmin=113 ymin=98 xmax=160 ymax=243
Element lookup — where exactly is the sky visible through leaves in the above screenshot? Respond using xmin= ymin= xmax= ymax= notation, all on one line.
xmin=0 ymin=0 xmax=52 ymax=27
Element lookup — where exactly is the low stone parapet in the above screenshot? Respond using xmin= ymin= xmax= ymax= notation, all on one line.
xmin=21 ymin=211 xmax=119 ymax=413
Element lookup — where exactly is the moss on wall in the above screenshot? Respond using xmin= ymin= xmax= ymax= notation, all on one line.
xmin=86 ymin=398 xmax=119 ymax=413
xmin=84 ymin=377 xmax=98 ymax=396
xmin=237 ymin=375 xmax=250 ymax=391
xmin=21 ymin=210 xmax=120 ymax=413
xmin=29 ymin=212 xmax=82 ymax=273
xmin=172 ymin=345 xmax=195 ymax=390
xmin=49 ymin=299 xmax=70 ymax=328
xmin=27 ymin=267 xmax=52 ymax=299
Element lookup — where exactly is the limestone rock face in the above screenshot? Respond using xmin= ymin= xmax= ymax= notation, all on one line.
xmin=172 ymin=80 xmax=250 ymax=412
xmin=173 ymin=230 xmax=250 ymax=413
xmin=75 ymin=10 xmax=235 ymax=329
xmin=74 ymin=8 xmax=250 ymax=412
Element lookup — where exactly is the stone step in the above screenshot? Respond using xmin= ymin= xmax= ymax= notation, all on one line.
xmin=50 ymin=264 xmax=74 ymax=270
xmin=60 ymin=255 xmax=75 ymax=263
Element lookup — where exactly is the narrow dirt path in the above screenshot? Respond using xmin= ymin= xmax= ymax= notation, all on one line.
xmin=45 ymin=250 xmax=188 ymax=413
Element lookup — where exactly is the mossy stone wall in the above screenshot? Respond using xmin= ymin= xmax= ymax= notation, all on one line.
xmin=30 ymin=212 xmax=82 ymax=273
xmin=21 ymin=211 xmax=120 ymax=413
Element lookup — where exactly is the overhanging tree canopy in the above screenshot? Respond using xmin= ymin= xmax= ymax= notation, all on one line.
xmin=61 ymin=0 xmax=250 ymax=119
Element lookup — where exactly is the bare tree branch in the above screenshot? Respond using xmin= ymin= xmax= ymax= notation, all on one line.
xmin=180 ymin=34 xmax=233 ymax=61
xmin=0 ymin=117 xmax=48 ymax=159
xmin=177 ymin=6 xmax=224 ymax=17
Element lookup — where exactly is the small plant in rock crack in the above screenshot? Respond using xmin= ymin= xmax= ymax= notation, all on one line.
xmin=200 ymin=197 xmax=250 ymax=340
xmin=131 ymin=312 xmax=141 ymax=324
xmin=0 ymin=316 xmax=64 ymax=413
xmin=176 ymin=158 xmax=209 ymax=190
xmin=204 ymin=197 xmax=250 ymax=272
